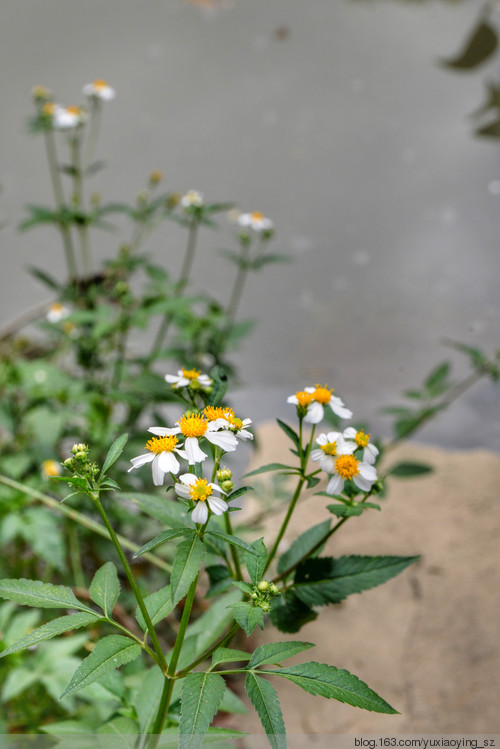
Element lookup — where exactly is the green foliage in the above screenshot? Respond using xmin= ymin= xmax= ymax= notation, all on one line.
xmin=0 ymin=612 xmax=99 ymax=659
xmin=89 ymin=562 xmax=120 ymax=617
xmin=245 ymin=538 xmax=268 ymax=585
xmin=270 ymin=591 xmax=318 ymax=634
xmin=0 ymin=579 xmax=95 ymax=613
xmin=389 ymin=462 xmax=433 ymax=478
xmin=230 ymin=602 xmax=265 ymax=636
xmin=248 ymin=641 xmax=315 ymax=669
xmin=277 ymin=519 xmax=330 ymax=576
xmin=135 ymin=585 xmax=173 ymax=631
xmin=179 ymin=672 xmax=226 ymax=748
xmin=61 ymin=635 xmax=141 ymax=697
xmin=245 ymin=673 xmax=286 ymax=749
xmin=441 ymin=18 xmax=497 ymax=71
xmin=170 ymin=536 xmax=205 ymax=606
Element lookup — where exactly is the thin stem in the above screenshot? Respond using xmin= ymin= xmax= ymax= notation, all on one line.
xmin=176 ymin=622 xmax=239 ymax=679
xmin=147 ymin=678 xmax=175 ymax=748
xmin=83 ymin=98 xmax=102 ymax=169
xmin=104 ymin=617 xmax=159 ymax=665
xmin=44 ymin=129 xmax=78 ymax=278
xmin=224 ymin=512 xmax=243 ymax=580
xmin=67 ymin=523 xmax=85 ymax=588
xmin=92 ymin=495 xmax=168 ymax=672
xmin=71 ymin=133 xmax=92 ymax=276
xmin=225 ymin=242 xmax=250 ymax=329
xmin=264 ymin=476 xmax=305 ymax=574
xmin=0 ymin=475 xmax=171 ymax=573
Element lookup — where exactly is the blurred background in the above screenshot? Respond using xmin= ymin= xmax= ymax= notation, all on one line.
xmin=1 ymin=0 xmax=499 ymax=448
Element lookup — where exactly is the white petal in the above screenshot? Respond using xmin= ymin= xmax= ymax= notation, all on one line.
xmin=128 ymin=453 xmax=155 ymax=471
xmin=326 ymin=431 xmax=342 ymax=443
xmin=342 ymin=427 xmax=357 ymax=440
xmin=207 ymin=497 xmax=228 ymax=515
xmin=310 ymin=448 xmax=324 ymax=462
xmin=305 ymin=402 xmax=323 ymax=424
xmin=238 ymin=429 xmax=253 ymax=441
xmin=287 ymin=395 xmax=299 ymax=405
xmin=329 ymin=396 xmax=352 ymax=420
xmin=157 ymin=451 xmax=180 ymax=474
xmin=359 ymin=463 xmax=377 ymax=481
xmin=319 ymin=455 xmax=336 ymax=473
xmin=354 ymin=475 xmax=373 ymax=492
xmin=179 ymin=473 xmax=197 ymax=486
xmin=337 ymin=440 xmax=356 ymax=455
xmin=185 ymin=437 xmax=208 ymax=464
xmin=206 ymin=431 xmax=238 ymax=452
xmin=364 ymin=444 xmax=379 ymax=464
xmin=151 ymin=455 xmax=165 ymax=486
xmin=327 ymin=474 xmax=344 ymax=495
xmin=175 ymin=484 xmax=191 ymax=500
xmin=148 ymin=426 xmax=179 ymax=436
xmin=192 ymin=502 xmax=208 ymax=524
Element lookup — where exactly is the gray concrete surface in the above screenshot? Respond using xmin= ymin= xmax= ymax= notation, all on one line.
xmin=1 ymin=0 xmax=499 ymax=448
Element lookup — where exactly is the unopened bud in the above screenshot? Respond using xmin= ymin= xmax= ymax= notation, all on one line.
xmin=217 ymin=468 xmax=232 ymax=482
xmin=257 ymin=580 xmax=269 ymax=592
xmin=221 ymin=480 xmax=234 ymax=493
xmin=149 ymin=169 xmax=164 ymax=187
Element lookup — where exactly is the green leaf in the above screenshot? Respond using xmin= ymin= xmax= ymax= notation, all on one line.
xmin=248 ymin=641 xmax=315 ymax=669
xmin=265 ymin=661 xmax=397 ymax=713
xmin=206 ymin=565 xmax=232 ymax=597
xmin=0 ymin=612 xmax=99 ymax=658
xmin=219 ymin=686 xmax=248 ymax=714
xmin=225 ymin=486 xmax=253 ymax=502
xmin=245 ymin=538 xmax=268 ymax=585
xmin=326 ymin=504 xmax=363 ymax=517
xmin=211 ymin=647 xmax=251 ymax=669
xmin=294 ymin=555 xmax=420 ymax=607
xmin=230 ymin=602 xmax=264 ymax=636
xmin=179 ymin=672 xmax=226 ymax=748
xmin=133 ymin=665 xmax=164 ymax=734
xmin=97 ymin=717 xmax=139 ymax=741
xmin=276 ymin=419 xmax=301 ymax=450
xmin=424 ymin=361 xmax=451 ymax=397
xmin=136 ymin=585 xmax=173 ymax=630
xmin=277 ymin=520 xmax=330 ymax=576
xmin=133 ymin=528 xmax=194 ymax=557
xmin=124 ymin=492 xmax=192 ymax=528
xmin=61 ymin=635 xmax=141 ymax=698
xmin=0 ymin=579 xmax=95 ymax=613
xmin=388 ymin=462 xmax=433 ymax=478
xmin=270 ymin=592 xmax=317 ymax=634
xmin=89 ymin=562 xmax=120 ymax=617
xmin=205 ymin=530 xmax=257 ymax=556
xmin=244 ymin=463 xmax=298 ymax=478
xmin=441 ymin=19 xmax=497 ymax=71
xmin=101 ymin=433 xmax=128 ymax=476
xmin=28 ymin=266 xmax=62 ymax=291
xmin=171 ymin=536 xmax=205 ymax=606
xmin=245 ymin=673 xmax=286 ymax=749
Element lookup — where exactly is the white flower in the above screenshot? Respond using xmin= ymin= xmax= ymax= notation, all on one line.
xmin=149 ymin=413 xmax=238 ymax=465
xmin=53 ymin=105 xmax=87 ymax=129
xmin=181 ymin=190 xmax=204 ymax=209
xmin=83 ymin=79 xmax=115 ymax=101
xmin=165 ymin=368 xmax=212 ymax=390
xmin=175 ymin=474 xmax=227 ymax=524
xmin=128 ymin=434 xmax=188 ymax=486
xmin=237 ymin=211 xmax=273 ymax=232
xmin=203 ymin=406 xmax=253 ymax=441
xmin=326 ymin=454 xmax=377 ymax=496
xmin=342 ymin=427 xmax=379 ymax=465
xmin=310 ymin=431 xmax=354 ymax=473
xmin=287 ymin=384 xmax=352 ymax=424
xmin=46 ymin=303 xmax=70 ymax=323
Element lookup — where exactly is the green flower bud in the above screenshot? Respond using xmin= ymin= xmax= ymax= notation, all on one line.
xmin=257 ymin=580 xmax=269 ymax=592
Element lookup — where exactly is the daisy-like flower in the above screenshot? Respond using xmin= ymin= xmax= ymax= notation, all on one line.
xmin=128 ymin=434 xmax=188 ymax=486
xmin=237 ymin=211 xmax=273 ymax=232
xmin=181 ymin=190 xmax=204 ymax=209
xmin=342 ymin=427 xmax=379 ymax=465
xmin=326 ymin=453 xmax=377 ymax=496
xmin=53 ymin=105 xmax=87 ymax=130
xmin=82 ymin=79 xmax=116 ymax=101
xmin=203 ymin=406 xmax=253 ymax=441
xmin=310 ymin=431 xmax=354 ymax=474
xmin=165 ymin=367 xmax=212 ymax=390
xmin=41 ymin=460 xmax=61 ymax=479
xmin=175 ymin=474 xmax=228 ymax=525
xmin=287 ymin=384 xmax=352 ymax=424
xmin=46 ymin=302 xmax=70 ymax=323
xmin=149 ymin=413 xmax=238 ymax=465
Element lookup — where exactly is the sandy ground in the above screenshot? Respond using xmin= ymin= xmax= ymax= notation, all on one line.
xmin=226 ymin=423 xmax=500 ymax=736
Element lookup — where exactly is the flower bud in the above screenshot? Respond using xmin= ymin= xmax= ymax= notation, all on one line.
xmin=257 ymin=580 xmax=269 ymax=592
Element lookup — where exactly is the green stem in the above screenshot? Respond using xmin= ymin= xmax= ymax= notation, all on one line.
xmin=71 ymin=132 xmax=91 ymax=276
xmin=67 ymin=523 xmax=85 ymax=588
xmin=92 ymin=495 xmax=168 ymax=672
xmin=225 ymin=242 xmax=250 ymax=328
xmin=0 ymin=474 xmax=171 ymax=573
xmin=147 ymin=678 xmax=175 ymax=748
xmin=44 ymin=129 xmax=78 ymax=278
xmin=105 ymin=618 xmax=159 ymax=665
xmin=83 ymin=98 xmax=102 ymax=169
xmin=176 ymin=622 xmax=239 ymax=679
xmin=224 ymin=512 xmax=243 ymax=580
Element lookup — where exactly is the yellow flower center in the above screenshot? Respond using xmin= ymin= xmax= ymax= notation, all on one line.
xmin=42 ymin=460 xmax=61 ymax=477
xmin=43 ymin=102 xmax=56 ymax=116
xmin=204 ymin=405 xmax=234 ymax=421
xmin=312 ymin=384 xmax=333 ymax=404
xmin=335 ymin=454 xmax=360 ymax=480
xmin=321 ymin=441 xmax=337 ymax=456
xmin=93 ymin=79 xmax=108 ymax=89
xmin=189 ymin=479 xmax=213 ymax=502
xmin=355 ymin=430 xmax=370 ymax=448
xmin=295 ymin=391 xmax=314 ymax=407
xmin=50 ymin=303 xmax=64 ymax=313
xmin=66 ymin=106 xmax=82 ymax=116
xmin=251 ymin=211 xmax=264 ymax=221
xmin=145 ymin=435 xmax=178 ymax=454
xmin=177 ymin=414 xmax=207 ymax=438
xmin=181 ymin=367 xmax=201 ymax=380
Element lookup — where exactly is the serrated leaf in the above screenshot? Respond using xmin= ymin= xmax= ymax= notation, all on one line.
xmin=0 ymin=579 xmax=95 ymax=613
xmin=136 ymin=585 xmax=173 ymax=630
xmin=205 ymin=530 xmax=257 ymax=555
xmin=389 ymin=462 xmax=432 ymax=478
xmin=277 ymin=520 xmax=330 ymax=576
xmin=441 ymin=19 xmax=497 ymax=71
xmin=171 ymin=536 xmax=205 ymax=606
xmin=133 ymin=528 xmax=194 ymax=557
xmin=294 ymin=555 xmax=420 ymax=607
xmin=97 ymin=716 xmax=139 ymax=740
xmin=211 ymin=647 xmax=251 ymax=668
xmin=246 ymin=537 xmax=268 ymax=585
xmin=270 ymin=592 xmax=317 ymax=634
xmin=206 ymin=565 xmax=232 ymax=597
xmin=230 ymin=602 xmax=264 ymax=636
xmin=225 ymin=486 xmax=253 ymax=502
xmin=248 ymin=641 xmax=315 ymax=669
xmin=245 ymin=673 xmax=286 ymax=749
xmin=101 ymin=433 xmax=128 ymax=476
xmin=89 ymin=562 xmax=120 ymax=617
xmin=0 ymin=612 xmax=99 ymax=658
xmin=179 ymin=672 xmax=226 ymax=749
xmin=244 ymin=463 xmax=298 ymax=478
xmin=61 ymin=635 xmax=141 ymax=697
xmin=326 ymin=504 xmax=363 ymax=517
xmin=133 ymin=665 xmax=164 ymax=734
xmin=265 ymin=661 xmax=397 ymax=713
xmin=219 ymin=686 xmax=248 ymax=714
xmin=276 ymin=419 xmax=301 ymax=450
xmin=124 ymin=492 xmax=192 ymax=528
xmin=232 ymin=580 xmax=254 ymax=594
